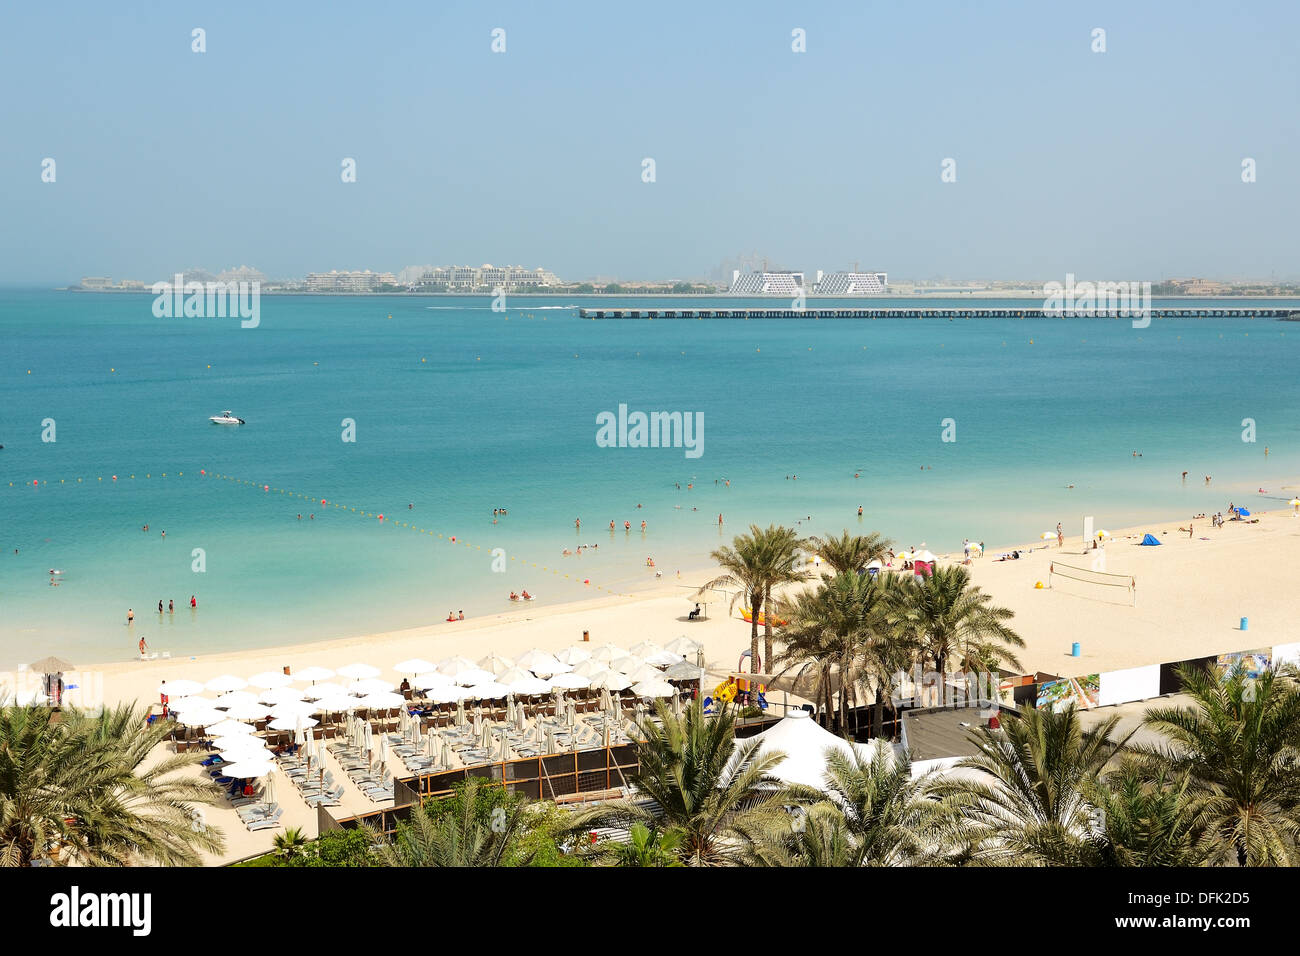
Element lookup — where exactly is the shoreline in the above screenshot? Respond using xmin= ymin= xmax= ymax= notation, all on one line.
xmin=77 ymin=498 xmax=1298 ymax=710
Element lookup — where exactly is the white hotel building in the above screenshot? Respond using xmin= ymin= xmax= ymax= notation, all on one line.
xmin=728 ymin=269 xmax=888 ymax=296
xmin=305 ymin=270 xmax=399 ymax=292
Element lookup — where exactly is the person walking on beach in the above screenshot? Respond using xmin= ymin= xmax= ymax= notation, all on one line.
xmin=138 ymin=635 xmax=147 ymax=659
xmin=1056 ymin=523 xmax=1063 ymax=548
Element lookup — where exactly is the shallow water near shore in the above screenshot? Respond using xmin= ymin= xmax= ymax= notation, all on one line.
xmin=2 ymin=290 xmax=1298 ymax=668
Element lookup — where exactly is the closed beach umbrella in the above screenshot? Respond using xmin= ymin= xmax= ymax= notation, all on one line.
xmin=159 ymin=679 xmax=204 ymax=697
xmin=293 ymin=666 xmax=336 ymax=683
xmin=205 ymin=675 xmax=248 ymax=693
xmin=337 ymin=662 xmax=381 ymax=680
xmin=247 ymin=671 xmax=294 ymax=690
xmin=441 ymin=740 xmax=452 ymax=766
xmin=548 ymin=672 xmax=591 ymax=690
xmin=632 ymin=679 xmax=675 ymax=698
xmin=300 ymin=681 xmax=347 ymax=701
xmin=456 ymin=700 xmax=466 ymax=726
xmin=424 ymin=732 xmax=435 ymax=759
xmin=477 ymin=651 xmax=515 ymax=676
xmin=555 ymin=645 xmax=591 ymax=666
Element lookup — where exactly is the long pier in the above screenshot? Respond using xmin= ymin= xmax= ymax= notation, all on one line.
xmin=579 ymin=306 xmax=1300 ymax=320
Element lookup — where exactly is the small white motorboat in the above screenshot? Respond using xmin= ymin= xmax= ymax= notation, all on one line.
xmin=209 ymin=411 xmax=245 ymax=425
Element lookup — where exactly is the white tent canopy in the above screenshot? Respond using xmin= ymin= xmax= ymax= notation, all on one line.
xmin=740 ymin=711 xmax=885 ymax=792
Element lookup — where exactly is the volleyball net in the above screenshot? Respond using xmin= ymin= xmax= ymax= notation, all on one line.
xmin=1047 ymin=562 xmax=1136 ymax=606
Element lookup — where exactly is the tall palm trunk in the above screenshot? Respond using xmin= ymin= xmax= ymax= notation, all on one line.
xmin=763 ymin=584 xmax=774 ymax=674
xmin=750 ymin=592 xmax=762 ymax=674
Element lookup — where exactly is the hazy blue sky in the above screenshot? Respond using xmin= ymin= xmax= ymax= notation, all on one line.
xmin=2 ymin=0 xmax=1297 ymax=283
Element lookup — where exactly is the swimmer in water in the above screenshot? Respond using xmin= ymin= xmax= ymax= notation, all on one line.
xmin=575 ymin=518 xmax=581 ymax=531
xmin=718 ymin=513 xmax=723 ymax=526
xmin=641 ymin=520 xmax=647 ymax=532
xmin=857 ymin=506 xmax=863 ymax=516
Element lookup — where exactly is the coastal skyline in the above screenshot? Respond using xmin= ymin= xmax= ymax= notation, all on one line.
xmin=3 ymin=1 xmax=1299 ymax=284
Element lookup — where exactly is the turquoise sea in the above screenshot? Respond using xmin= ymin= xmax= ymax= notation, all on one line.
xmin=2 ymin=290 xmax=1298 ymax=669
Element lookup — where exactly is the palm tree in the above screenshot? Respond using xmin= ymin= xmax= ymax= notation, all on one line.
xmin=1084 ymin=762 xmax=1222 ymax=867
xmin=704 ymin=526 xmax=768 ymax=673
xmin=273 ymin=826 xmax=309 ymax=861
xmin=931 ymin=703 xmax=1132 ymax=865
xmin=372 ymin=777 xmax=532 ymax=867
xmin=563 ymin=700 xmax=815 ymax=865
xmin=820 ymin=745 xmax=965 ymax=865
xmin=0 ymin=702 xmax=225 ymax=866
xmin=759 ymin=525 xmax=811 ymax=672
xmin=1137 ymin=662 xmax=1300 ymax=866
xmin=891 ymin=564 xmax=1024 ymax=677
xmin=806 ymin=529 xmax=892 ymax=577
xmin=740 ymin=801 xmax=861 ymax=867
xmin=604 ymin=823 xmax=685 ymax=867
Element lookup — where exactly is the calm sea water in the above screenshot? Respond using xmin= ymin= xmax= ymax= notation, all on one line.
xmin=2 ymin=290 xmax=1297 ymax=668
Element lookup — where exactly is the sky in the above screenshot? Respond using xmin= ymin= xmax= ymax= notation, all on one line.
xmin=1 ymin=0 xmax=1297 ymax=284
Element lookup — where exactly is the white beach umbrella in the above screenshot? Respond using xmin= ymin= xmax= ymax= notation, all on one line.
xmin=270 ymin=700 xmax=317 ymax=719
xmin=626 ymin=663 xmax=665 ymax=683
xmin=588 ymin=670 xmax=632 ymax=691
xmin=437 ymin=656 xmax=479 ymax=677
xmin=347 ymin=678 xmax=396 ymax=695
xmin=358 ymin=692 xmax=405 ymax=710
xmin=312 ymin=694 xmax=357 ymax=713
xmin=169 ymin=695 xmax=216 ymax=712
xmin=664 ymin=659 xmax=705 ymax=681
xmin=548 ymin=672 xmax=590 ymax=690
xmin=525 ymin=654 xmax=571 ymax=677
xmin=394 ymin=658 xmax=435 ymax=675
xmin=219 ymin=743 xmax=268 ymax=762
xmin=177 ymin=708 xmax=225 ymax=728
xmin=588 ymin=643 xmax=627 ymax=664
xmin=336 ymin=662 xmax=381 ymax=680
xmin=300 ymin=681 xmax=347 ymax=701
xmin=212 ymin=733 xmax=265 ymax=751
xmin=628 ymin=640 xmax=662 ymax=658
xmin=555 ymin=645 xmax=592 ymax=666
xmin=293 ymin=666 xmax=336 ymax=683
xmin=247 ymin=671 xmax=294 ymax=690
xmin=454 ymin=668 xmax=496 ymax=686
xmin=205 ymin=674 xmax=248 ymax=693
xmin=221 ymin=761 xmax=275 ymax=779
xmin=917 ymin=550 xmax=937 ymax=562
xmin=571 ymin=658 xmax=605 ymax=677
xmin=513 ymin=648 xmax=553 ymax=670
xmin=664 ymin=636 xmax=701 ymax=656
xmin=205 ymin=718 xmax=255 ymax=736
xmin=505 ymin=676 xmax=553 ymax=697
xmin=632 ymin=679 xmax=676 ymax=698
xmin=213 ymin=691 xmax=258 ymax=708
xmin=1040 ymin=532 xmax=1056 ymax=541
xmin=268 ymin=715 xmax=318 ymax=732
xmin=463 ymin=682 xmax=511 ymax=700
xmin=221 ymin=701 xmax=269 ymax=722
xmin=496 ymin=667 xmax=535 ymax=685
xmin=159 ymin=679 xmax=204 ymax=697
xmin=259 ymin=687 xmax=305 ymax=706
xmin=425 ymin=686 xmax=465 ymax=704
xmin=645 ymin=650 xmax=686 ymax=667
xmin=477 ymin=651 xmax=515 ymax=676
xmin=413 ymin=672 xmax=453 ymax=690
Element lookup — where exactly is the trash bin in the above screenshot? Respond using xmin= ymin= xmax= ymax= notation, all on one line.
xmin=1241 ymin=617 xmax=1248 ymax=631
xmin=582 ymin=630 xmax=590 ymax=642
xmin=1071 ymin=642 xmax=1080 ymax=657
